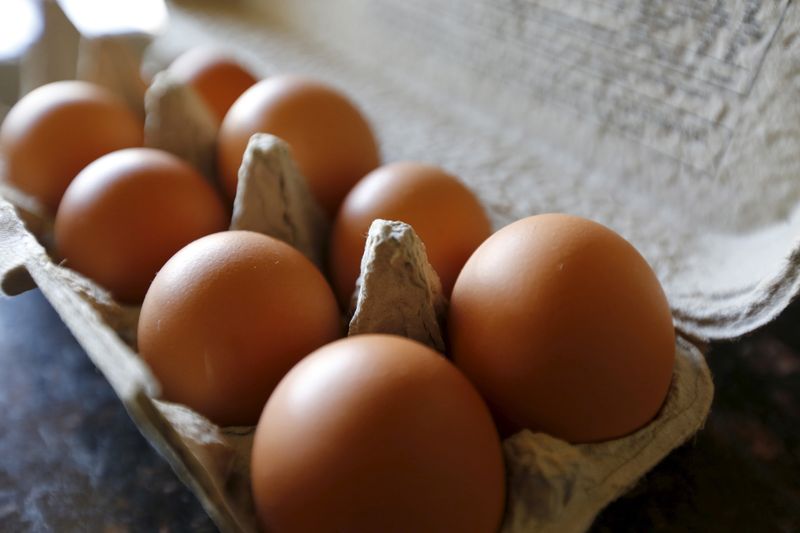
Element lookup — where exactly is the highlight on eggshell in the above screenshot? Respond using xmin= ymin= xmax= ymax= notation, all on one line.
xmin=250 ymin=334 xmax=506 ymax=533
xmin=448 ymin=213 xmax=676 ymax=443
xmin=54 ymin=147 xmax=228 ymax=304
xmin=137 ymin=230 xmax=342 ymax=427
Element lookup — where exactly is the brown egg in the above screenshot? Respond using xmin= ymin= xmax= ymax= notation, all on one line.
xmin=167 ymin=48 xmax=258 ymax=124
xmin=54 ymin=148 xmax=227 ymax=303
xmin=217 ymin=75 xmax=380 ymax=215
xmin=448 ymin=214 xmax=675 ymax=443
xmin=0 ymin=81 xmax=143 ymax=211
xmin=329 ymin=162 xmax=492 ymax=306
xmin=138 ymin=231 xmax=342 ymax=426
xmin=251 ymin=334 xmax=505 ymax=533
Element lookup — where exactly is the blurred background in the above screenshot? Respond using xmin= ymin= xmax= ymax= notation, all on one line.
xmin=0 ymin=0 xmax=166 ymax=117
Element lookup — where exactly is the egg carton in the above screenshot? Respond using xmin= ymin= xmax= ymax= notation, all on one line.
xmin=0 ymin=72 xmax=712 ymax=533
xmin=0 ymin=161 xmax=713 ymax=533
xmin=0 ymin=141 xmax=713 ymax=533
xmin=0 ymin=1 xmax=737 ymax=531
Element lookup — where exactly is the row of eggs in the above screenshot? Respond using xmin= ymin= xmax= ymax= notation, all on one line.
xmin=0 ymin=49 xmax=675 ymax=532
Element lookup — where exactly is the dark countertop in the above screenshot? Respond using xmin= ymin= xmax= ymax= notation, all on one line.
xmin=0 ymin=290 xmax=215 ymax=532
xmin=0 ymin=289 xmax=798 ymax=532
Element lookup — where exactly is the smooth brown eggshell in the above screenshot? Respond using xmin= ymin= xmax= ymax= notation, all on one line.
xmin=251 ymin=334 xmax=505 ymax=533
xmin=138 ymin=231 xmax=342 ymax=427
xmin=54 ymin=148 xmax=227 ymax=303
xmin=329 ymin=161 xmax=492 ymax=306
xmin=0 ymin=81 xmax=143 ymax=211
xmin=167 ymin=48 xmax=258 ymax=124
xmin=448 ymin=214 xmax=676 ymax=443
xmin=217 ymin=75 xmax=380 ymax=215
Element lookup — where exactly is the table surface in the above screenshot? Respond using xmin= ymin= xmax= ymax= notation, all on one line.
xmin=0 ymin=289 xmax=798 ymax=532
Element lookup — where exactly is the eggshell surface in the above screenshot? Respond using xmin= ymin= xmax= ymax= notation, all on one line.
xmin=167 ymin=48 xmax=258 ymax=124
xmin=0 ymin=81 xmax=143 ymax=211
xmin=138 ymin=231 xmax=342 ymax=427
xmin=329 ymin=161 xmax=491 ymax=306
xmin=217 ymin=75 xmax=380 ymax=215
xmin=448 ymin=214 xmax=676 ymax=443
xmin=54 ymin=148 xmax=227 ymax=303
xmin=251 ymin=334 xmax=505 ymax=533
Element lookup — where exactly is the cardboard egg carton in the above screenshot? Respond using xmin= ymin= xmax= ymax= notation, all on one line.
xmin=0 ymin=139 xmax=713 ymax=533
xmin=8 ymin=0 xmax=800 ymax=530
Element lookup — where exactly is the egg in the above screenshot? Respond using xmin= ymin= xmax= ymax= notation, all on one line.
xmin=54 ymin=148 xmax=227 ymax=303
xmin=138 ymin=231 xmax=342 ymax=426
xmin=217 ymin=75 xmax=380 ymax=215
xmin=329 ymin=161 xmax=492 ymax=306
xmin=251 ymin=334 xmax=505 ymax=533
xmin=448 ymin=214 xmax=675 ymax=443
xmin=167 ymin=48 xmax=258 ymax=124
xmin=0 ymin=81 xmax=143 ymax=211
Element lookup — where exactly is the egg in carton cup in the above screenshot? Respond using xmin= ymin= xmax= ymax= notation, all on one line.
xmin=0 ymin=30 xmax=713 ymax=533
